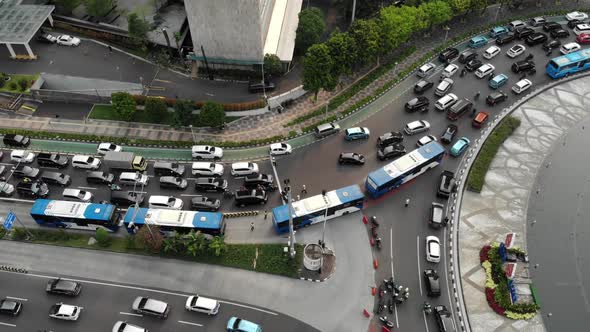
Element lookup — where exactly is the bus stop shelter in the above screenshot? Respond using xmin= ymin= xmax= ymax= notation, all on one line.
xmin=0 ymin=0 xmax=54 ymax=59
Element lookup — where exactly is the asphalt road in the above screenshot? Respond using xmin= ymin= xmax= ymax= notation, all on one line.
xmin=0 ymin=270 xmax=317 ymax=332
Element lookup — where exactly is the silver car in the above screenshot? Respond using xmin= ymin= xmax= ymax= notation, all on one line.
xmin=132 ymin=297 xmax=169 ymax=319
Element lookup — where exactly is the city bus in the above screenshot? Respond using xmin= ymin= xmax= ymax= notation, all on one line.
xmin=122 ymin=208 xmax=225 ymax=237
xmin=272 ymin=185 xmax=364 ymax=234
xmin=546 ymin=48 xmax=590 ymax=78
xmin=365 ymin=141 xmax=445 ymax=198
xmin=30 ymin=199 xmax=120 ymax=232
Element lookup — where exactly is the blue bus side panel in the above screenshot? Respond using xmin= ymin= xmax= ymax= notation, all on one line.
xmin=30 ymin=199 xmax=51 ymax=216
xmin=334 ymin=185 xmax=364 ymax=203
xmin=123 ymin=207 xmax=149 ymax=225
xmin=84 ymin=203 xmax=114 ymax=220
xmin=419 ymin=141 xmax=446 ymax=159
xmin=272 ymin=205 xmax=291 ymax=233
xmin=191 ymin=212 xmax=223 ymax=230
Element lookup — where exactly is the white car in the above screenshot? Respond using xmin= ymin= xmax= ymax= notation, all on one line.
xmin=442 ymin=64 xmax=459 ymax=78
xmin=566 ymin=11 xmax=588 ymax=21
xmin=230 ymin=162 xmax=259 ymax=176
xmin=62 ymin=188 xmax=93 ymax=202
xmin=112 ymin=321 xmax=147 ymax=332
xmin=269 ymin=142 xmax=292 ymax=155
xmin=97 ymin=142 xmax=122 ymax=155
xmin=185 ymin=295 xmax=220 ymax=315
xmin=417 ymin=135 xmax=437 ymax=147
xmin=119 ymin=172 xmax=149 ymax=186
xmin=435 ymin=78 xmax=453 ymax=97
xmin=425 ymin=236 xmax=441 ymax=263
xmin=482 ymin=46 xmax=501 ymax=60
xmin=560 ymin=42 xmax=581 ymax=55
xmin=508 ymin=20 xmax=526 ymax=31
xmin=435 ymin=93 xmax=458 ymax=111
xmin=191 ymin=162 xmax=224 ymax=177
xmin=49 ymin=303 xmax=82 ymax=321
xmin=417 ymin=62 xmax=436 ymax=77
xmin=506 ymin=44 xmax=525 ymax=58
xmin=148 ymin=195 xmax=184 ymax=210
xmin=512 ymin=79 xmax=532 ymax=94
xmin=10 ymin=150 xmax=35 ymax=163
xmin=192 ymin=145 xmax=223 ymax=160
xmin=56 ymin=35 xmax=81 ymax=46
xmin=475 ymin=63 xmax=495 ymax=78
xmin=72 ymin=155 xmax=101 ymax=169
xmin=404 ymin=120 xmax=430 ymax=136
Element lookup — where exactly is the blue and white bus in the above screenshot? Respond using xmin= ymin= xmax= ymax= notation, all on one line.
xmin=30 ymin=199 xmax=120 ymax=232
xmin=272 ymin=185 xmax=364 ymax=234
xmin=546 ymin=48 xmax=590 ymax=78
xmin=366 ymin=141 xmax=445 ymax=198
xmin=122 ymin=208 xmax=225 ymax=237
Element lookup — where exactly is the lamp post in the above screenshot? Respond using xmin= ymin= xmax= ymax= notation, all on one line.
xmin=494 ymin=6 xmax=501 ymax=21
xmin=188 ymin=124 xmax=196 ymax=143
xmin=443 ymin=26 xmax=450 ymax=43
xmin=284 ymin=178 xmax=296 ymax=259
xmin=319 ymin=189 xmax=328 ymax=273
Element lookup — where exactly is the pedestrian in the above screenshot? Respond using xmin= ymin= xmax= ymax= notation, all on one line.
xmin=460 ymin=68 xmax=466 ymax=77
xmin=546 ymin=47 xmax=552 ymax=56
xmin=301 ymin=184 xmax=307 ymax=195
xmin=296 ymin=194 xmax=301 ymax=201
xmin=439 ymin=75 xmax=444 ymax=82
xmin=108 ymin=45 xmax=113 ymax=52
xmin=250 ymin=221 xmax=255 ymax=231
xmin=404 ymin=198 xmax=410 ymax=207
xmin=471 ymin=107 xmax=477 ymax=117
xmin=264 ymin=210 xmax=268 ymax=220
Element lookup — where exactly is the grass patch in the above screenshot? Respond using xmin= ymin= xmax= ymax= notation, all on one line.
xmin=467 ymin=116 xmax=521 ymax=192
xmin=0 ymin=74 xmax=39 ymax=94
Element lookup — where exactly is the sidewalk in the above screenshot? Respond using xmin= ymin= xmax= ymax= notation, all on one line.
xmin=458 ymin=74 xmax=590 ymax=331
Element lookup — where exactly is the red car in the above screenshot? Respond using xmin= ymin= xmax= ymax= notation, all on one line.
xmin=472 ymin=112 xmax=489 ymax=128
xmin=576 ymin=33 xmax=590 ymax=44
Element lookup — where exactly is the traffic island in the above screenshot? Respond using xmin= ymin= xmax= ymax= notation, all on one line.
xmin=299 ymin=243 xmax=336 ymax=282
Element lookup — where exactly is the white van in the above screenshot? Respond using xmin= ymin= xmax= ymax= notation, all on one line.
xmin=573 ymin=23 xmax=590 ymax=35
xmin=191 ymin=162 xmax=224 ymax=177
xmin=508 ymin=20 xmax=526 ymax=31
xmin=62 ymin=188 xmax=93 ymax=202
xmin=482 ymin=46 xmax=501 ymax=60
xmin=119 ymin=172 xmax=149 ymax=186
xmin=191 ymin=145 xmax=223 ymax=160
xmin=475 ymin=63 xmax=495 ymax=78
xmin=560 ymin=42 xmax=581 ymax=55
xmin=435 ymin=93 xmax=458 ymax=111
xmin=148 ymin=195 xmax=183 ymax=210
xmin=72 ymin=155 xmax=101 ymax=170
xmin=185 ymin=295 xmax=220 ymax=315
xmin=417 ymin=63 xmax=436 ymax=78
xmin=512 ymin=79 xmax=532 ymax=94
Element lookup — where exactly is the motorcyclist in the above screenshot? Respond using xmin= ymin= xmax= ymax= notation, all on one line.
xmin=424 ymin=301 xmax=433 ymax=314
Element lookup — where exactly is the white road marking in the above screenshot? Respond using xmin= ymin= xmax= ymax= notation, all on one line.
xmin=0 ymin=322 xmax=16 ymax=327
xmin=180 ymin=194 xmax=202 ymax=197
xmin=0 ymin=163 xmax=13 ymax=166
xmin=395 ymin=303 xmax=399 ymax=329
xmin=8 ymin=271 xmax=278 ymax=316
xmin=417 ymin=235 xmax=423 ymax=296
xmin=119 ymin=312 xmax=142 ymax=317
xmin=390 ymin=227 xmax=399 ymax=328
xmin=442 ymin=227 xmax=457 ymax=320
xmin=422 ymin=311 xmax=430 ymax=332
xmin=205 ymin=93 xmax=214 ymax=96
xmin=6 ymin=296 xmax=27 ymax=301
xmin=77 ymin=186 xmax=97 ymax=190
xmin=178 ymin=320 xmax=203 ymax=327
xmin=0 ymin=198 xmax=35 ymax=203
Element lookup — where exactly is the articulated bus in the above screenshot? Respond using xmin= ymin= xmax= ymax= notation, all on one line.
xmin=272 ymin=185 xmax=364 ymax=234
xmin=546 ymin=48 xmax=590 ymax=78
xmin=30 ymin=199 xmax=120 ymax=232
xmin=122 ymin=208 xmax=225 ymax=237
xmin=365 ymin=141 xmax=445 ymax=198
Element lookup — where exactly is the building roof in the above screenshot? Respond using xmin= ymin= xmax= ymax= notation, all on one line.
xmin=263 ymin=0 xmax=302 ymax=62
xmin=0 ymin=0 xmax=54 ymax=44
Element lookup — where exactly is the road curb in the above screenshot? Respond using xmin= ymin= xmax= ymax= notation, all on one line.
xmin=0 ymin=265 xmax=28 ymax=274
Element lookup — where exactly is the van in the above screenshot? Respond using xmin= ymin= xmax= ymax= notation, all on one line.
xmin=153 ymin=161 xmax=185 ymax=177
xmin=62 ymin=188 xmax=93 ymax=202
xmin=191 ymin=162 xmax=224 ymax=177
xmin=119 ymin=172 xmax=149 ymax=186
xmin=446 ymin=98 xmax=473 ymax=121
xmin=435 ymin=93 xmax=458 ymax=111
xmin=191 ymin=145 xmax=223 ymax=160
xmin=573 ymin=23 xmax=590 ymax=35
xmin=37 ymin=152 xmax=68 ymax=168
xmin=475 ymin=63 xmax=495 ymax=78
xmin=314 ymin=122 xmax=340 ymax=138
xmin=3 ymin=134 xmax=30 ymax=147
xmin=435 ymin=305 xmax=457 ymax=332
xmin=482 ymin=46 xmax=500 ymax=60
xmin=185 ymin=295 xmax=220 ymax=315
xmin=72 ymin=155 xmax=101 ymax=170
xmin=489 ymin=26 xmax=508 ymax=38
xmin=417 ymin=62 xmax=436 ymax=77
xmin=468 ymin=36 xmax=488 ymax=48
xmin=508 ymin=20 xmax=526 ymax=31
xmin=148 ymin=195 xmax=183 ymax=210
xmin=560 ymin=42 xmax=581 ymax=55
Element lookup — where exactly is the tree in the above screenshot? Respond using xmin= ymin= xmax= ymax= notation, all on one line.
xmin=127 ymin=13 xmax=150 ymax=40
xmin=380 ymin=5 xmax=426 ymax=53
xmin=295 ymin=8 xmax=326 ymax=54
xmin=208 ymin=236 xmax=227 ymax=257
xmin=199 ymin=101 xmax=226 ymax=129
xmin=135 ymin=226 xmax=164 ymax=252
xmin=325 ymin=30 xmax=357 ymax=76
xmin=84 ymin=0 xmax=115 ymax=18
xmin=302 ymin=43 xmax=338 ymax=100
xmin=172 ymin=99 xmax=194 ymax=127
xmin=448 ymin=0 xmax=471 ymax=15
xmin=469 ymin=0 xmax=489 ymax=12
xmin=420 ymin=1 xmax=453 ymax=30
xmin=184 ymin=230 xmax=207 ymax=256
xmin=264 ymin=54 xmax=283 ymax=78
xmin=111 ymin=92 xmax=136 ymax=121
xmin=144 ymin=97 xmax=168 ymax=123
xmin=17 ymin=78 xmax=28 ymax=91
xmin=348 ymin=19 xmax=381 ymax=65
xmin=95 ymin=228 xmax=112 ymax=247
xmin=55 ymin=0 xmax=81 ymax=13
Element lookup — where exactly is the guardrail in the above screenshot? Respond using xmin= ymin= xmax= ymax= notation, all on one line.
xmin=223 ymin=211 xmax=259 ymax=218
xmin=0 ymin=265 xmax=28 ymax=274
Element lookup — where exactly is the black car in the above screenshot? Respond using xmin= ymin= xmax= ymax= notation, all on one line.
xmin=16 ymin=181 xmax=49 ymax=198
xmin=190 ymin=196 xmax=221 ymax=211
xmin=434 ymin=305 xmax=455 ymax=332
xmin=525 ymin=32 xmax=548 ymax=46
xmin=438 ymin=47 xmax=459 ymax=62
xmin=46 ymin=278 xmax=81 ymax=296
xmin=542 ymin=21 xmax=562 ymax=32
xmin=0 ymin=299 xmax=22 ymax=316
xmin=511 ymin=59 xmax=535 ymax=73
xmin=338 ymin=152 xmax=365 ymax=165
xmin=234 ymin=189 xmax=267 ymax=207
xmin=86 ymin=171 xmax=114 ymax=185
xmin=514 ymin=27 xmax=534 ymax=39
xmin=465 ymin=59 xmax=483 ymax=72
xmin=12 ymin=165 xmax=40 ymax=179
xmin=423 ymin=269 xmax=441 ymax=297
xmin=40 ymin=171 xmax=71 ymax=186
xmin=550 ymin=28 xmax=570 ymax=39
xmin=414 ymin=80 xmax=434 ymax=94
xmin=248 ymin=80 xmax=275 ymax=93
xmin=244 ymin=173 xmax=275 ymax=190
xmin=37 ymin=152 xmax=68 ymax=168
xmin=405 ymin=96 xmax=429 ymax=113
xmin=440 ymin=124 xmax=458 ymax=144
xmin=486 ymin=91 xmax=508 ymax=106
xmin=195 ymin=177 xmax=228 ymax=192
xmin=159 ymin=176 xmax=188 ymax=189
xmin=110 ymin=190 xmax=144 ymax=206
xmin=377 ymin=131 xmax=403 ymax=148
xmin=542 ymin=39 xmax=561 ymax=51
xmin=495 ymin=33 xmax=515 ymax=45
xmin=458 ymin=50 xmax=477 ymax=64
xmin=568 ymin=19 xmax=583 ymax=29
xmin=437 ymin=170 xmax=456 ymax=198
xmin=377 ymin=144 xmax=406 ymax=161
xmin=36 ymin=32 xmax=57 ymax=43
xmin=3 ymin=134 xmax=30 ymax=147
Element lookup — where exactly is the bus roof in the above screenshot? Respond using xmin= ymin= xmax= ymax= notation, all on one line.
xmin=31 ymin=199 xmax=114 ymax=220
xmin=124 ymin=208 xmax=223 ymax=230
xmin=272 ymin=185 xmax=363 ymax=222
xmin=553 ymin=48 xmax=590 ymax=66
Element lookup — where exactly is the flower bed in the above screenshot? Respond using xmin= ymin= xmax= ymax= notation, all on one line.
xmin=480 ymin=243 xmax=540 ymax=320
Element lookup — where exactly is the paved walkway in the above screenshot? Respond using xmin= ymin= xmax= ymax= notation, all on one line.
xmin=459 ymin=75 xmax=590 ymax=331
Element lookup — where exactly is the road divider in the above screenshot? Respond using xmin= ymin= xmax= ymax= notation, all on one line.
xmin=0 ymin=265 xmax=28 ymax=274
xmin=223 ymin=210 xmax=259 ymax=218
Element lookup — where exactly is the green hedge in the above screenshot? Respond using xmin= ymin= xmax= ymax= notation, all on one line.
xmin=467 ymin=116 xmax=521 ymax=192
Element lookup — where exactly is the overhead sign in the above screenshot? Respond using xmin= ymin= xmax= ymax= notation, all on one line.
xmin=3 ymin=211 xmax=15 ymax=230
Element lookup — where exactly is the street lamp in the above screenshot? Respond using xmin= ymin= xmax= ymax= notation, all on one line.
xmin=188 ymin=124 xmax=196 ymax=143
xmin=319 ymin=189 xmax=328 ymax=273
xmin=443 ymin=26 xmax=451 ymax=43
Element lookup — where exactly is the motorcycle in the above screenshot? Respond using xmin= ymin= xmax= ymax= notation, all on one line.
xmin=376 ymin=300 xmax=386 ymax=314
xmin=110 ymin=184 xmax=121 ymax=191
xmin=424 ymin=302 xmax=433 ymax=315
xmin=379 ymin=316 xmax=395 ymax=328
xmin=387 ymin=298 xmax=394 ymax=314
xmin=371 ymin=216 xmax=379 ymax=227
xmin=376 ymin=237 xmax=382 ymax=250
xmin=371 ymin=226 xmax=378 ymax=239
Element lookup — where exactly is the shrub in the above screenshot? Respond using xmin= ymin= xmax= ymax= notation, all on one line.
xmin=198 ymin=101 xmax=226 ymax=128
xmin=95 ymin=228 xmax=112 ymax=247
xmin=134 ymin=226 xmax=163 ymax=252
xmin=17 ymin=78 xmax=28 ymax=91
xmin=11 ymin=228 xmax=28 ymax=240
xmin=0 ymin=78 xmax=4 ymax=89
xmin=8 ymin=82 xmax=17 ymax=91
xmin=0 ymin=226 xmax=6 ymax=239
xmin=111 ymin=92 xmax=136 ymax=121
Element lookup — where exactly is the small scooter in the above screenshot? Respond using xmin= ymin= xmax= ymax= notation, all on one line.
xmin=379 ymin=316 xmax=395 ymax=328
xmin=423 ymin=301 xmax=433 ymax=315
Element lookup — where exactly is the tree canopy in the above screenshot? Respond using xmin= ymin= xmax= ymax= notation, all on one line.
xmin=302 ymin=43 xmax=338 ymax=99
xmin=295 ymin=8 xmax=326 ymax=54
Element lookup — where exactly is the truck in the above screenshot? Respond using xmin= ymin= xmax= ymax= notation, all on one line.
xmin=103 ymin=151 xmax=147 ymax=172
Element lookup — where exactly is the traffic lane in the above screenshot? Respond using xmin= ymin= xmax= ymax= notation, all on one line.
xmin=0 ymin=270 xmax=318 ymax=332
